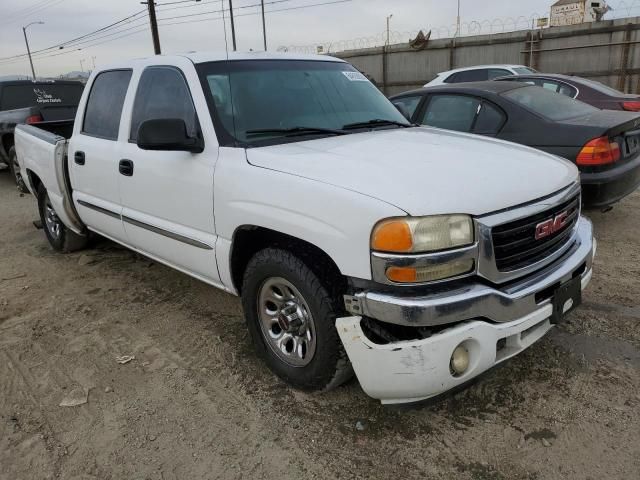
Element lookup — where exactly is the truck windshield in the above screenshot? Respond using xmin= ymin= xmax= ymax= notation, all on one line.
xmin=196 ymin=60 xmax=411 ymax=146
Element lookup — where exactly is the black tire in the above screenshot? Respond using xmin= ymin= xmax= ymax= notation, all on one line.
xmin=37 ymin=184 xmax=88 ymax=252
xmin=8 ymin=146 xmax=29 ymax=194
xmin=241 ymin=248 xmax=353 ymax=391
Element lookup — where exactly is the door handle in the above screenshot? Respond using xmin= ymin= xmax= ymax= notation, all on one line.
xmin=74 ymin=151 xmax=85 ymax=165
xmin=119 ymin=159 xmax=134 ymax=177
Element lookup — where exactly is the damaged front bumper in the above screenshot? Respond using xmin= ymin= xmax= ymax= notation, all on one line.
xmin=337 ymin=217 xmax=595 ymax=405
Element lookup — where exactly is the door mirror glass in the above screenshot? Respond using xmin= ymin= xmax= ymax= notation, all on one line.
xmin=137 ymin=118 xmax=204 ymax=153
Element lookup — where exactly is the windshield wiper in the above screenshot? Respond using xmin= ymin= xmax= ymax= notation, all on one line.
xmin=246 ymin=126 xmax=348 ymax=138
xmin=342 ymin=119 xmax=415 ymax=130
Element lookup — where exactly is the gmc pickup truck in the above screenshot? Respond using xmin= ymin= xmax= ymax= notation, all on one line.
xmin=0 ymin=79 xmax=84 ymax=191
xmin=15 ymin=52 xmax=595 ymax=404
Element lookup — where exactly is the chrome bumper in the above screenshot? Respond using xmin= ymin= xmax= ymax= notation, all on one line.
xmin=345 ymin=216 xmax=595 ymax=328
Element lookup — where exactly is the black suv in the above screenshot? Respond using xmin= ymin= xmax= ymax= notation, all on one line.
xmin=0 ymin=80 xmax=84 ymax=191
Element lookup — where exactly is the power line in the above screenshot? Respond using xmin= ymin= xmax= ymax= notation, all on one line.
xmin=0 ymin=0 xmax=66 ymax=26
xmin=0 ymin=0 xmax=353 ymax=67
xmin=0 ymin=9 xmax=148 ymax=62
xmin=158 ymin=0 xmax=352 ymax=25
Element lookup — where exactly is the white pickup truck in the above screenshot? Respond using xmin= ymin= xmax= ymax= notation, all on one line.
xmin=15 ymin=52 xmax=595 ymax=404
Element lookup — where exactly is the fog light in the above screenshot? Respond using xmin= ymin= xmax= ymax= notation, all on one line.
xmin=450 ymin=344 xmax=470 ymax=377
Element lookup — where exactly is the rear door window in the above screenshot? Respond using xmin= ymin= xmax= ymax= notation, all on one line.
xmin=488 ymin=69 xmax=512 ymax=79
xmin=474 ymin=102 xmax=506 ymax=134
xmin=129 ymin=66 xmax=198 ymax=142
xmin=446 ymin=69 xmax=489 ymax=83
xmin=82 ymin=70 xmax=132 ymax=140
xmin=420 ymin=95 xmax=481 ymax=132
xmin=391 ymin=95 xmax=422 ymax=119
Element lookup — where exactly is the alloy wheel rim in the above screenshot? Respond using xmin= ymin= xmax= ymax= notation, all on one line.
xmin=44 ymin=196 xmax=61 ymax=239
xmin=257 ymin=277 xmax=317 ymax=367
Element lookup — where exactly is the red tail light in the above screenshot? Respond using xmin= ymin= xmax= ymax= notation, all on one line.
xmin=25 ymin=114 xmax=43 ymax=124
xmin=622 ymin=101 xmax=640 ymax=112
xmin=576 ymin=136 xmax=621 ymax=166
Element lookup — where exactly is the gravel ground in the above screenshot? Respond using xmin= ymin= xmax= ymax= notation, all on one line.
xmin=1 ymin=170 xmax=639 ymax=480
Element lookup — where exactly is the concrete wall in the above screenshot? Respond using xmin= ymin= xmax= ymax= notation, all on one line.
xmin=334 ymin=17 xmax=640 ymax=97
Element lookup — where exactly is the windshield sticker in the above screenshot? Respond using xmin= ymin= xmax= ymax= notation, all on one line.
xmin=33 ymin=88 xmax=62 ymax=104
xmin=342 ymin=71 xmax=369 ymax=82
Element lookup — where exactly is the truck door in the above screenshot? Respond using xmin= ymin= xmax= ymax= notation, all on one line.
xmin=118 ymin=64 xmax=220 ymax=284
xmin=69 ymin=69 xmax=132 ymax=243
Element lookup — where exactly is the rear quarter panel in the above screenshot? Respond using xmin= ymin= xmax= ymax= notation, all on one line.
xmin=14 ymin=125 xmax=80 ymax=232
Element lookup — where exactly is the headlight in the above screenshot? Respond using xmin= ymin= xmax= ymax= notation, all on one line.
xmin=371 ymin=215 xmax=474 ymax=253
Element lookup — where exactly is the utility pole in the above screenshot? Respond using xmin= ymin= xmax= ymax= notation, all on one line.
xmin=456 ymin=0 xmax=461 ymax=38
xmin=261 ymin=0 xmax=267 ymax=50
xmin=80 ymin=59 xmax=85 ymax=72
xmin=141 ymin=1 xmax=161 ymax=54
xmin=22 ymin=21 xmax=44 ymax=81
xmin=228 ymin=0 xmax=237 ymax=51
xmin=91 ymin=56 xmax=97 ymax=70
xmin=386 ymin=14 xmax=393 ymax=46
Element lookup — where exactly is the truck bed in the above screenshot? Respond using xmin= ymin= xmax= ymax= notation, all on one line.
xmin=14 ymin=123 xmax=84 ymax=233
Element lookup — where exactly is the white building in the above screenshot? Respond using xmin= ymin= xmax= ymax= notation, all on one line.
xmin=550 ymin=0 xmax=611 ymax=27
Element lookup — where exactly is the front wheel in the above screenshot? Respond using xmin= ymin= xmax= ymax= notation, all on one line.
xmin=37 ymin=184 xmax=88 ymax=252
xmin=241 ymin=248 xmax=353 ymax=391
xmin=8 ymin=146 xmax=29 ymax=193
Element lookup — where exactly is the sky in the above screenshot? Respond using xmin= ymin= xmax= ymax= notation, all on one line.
xmin=0 ymin=0 xmax=633 ymax=77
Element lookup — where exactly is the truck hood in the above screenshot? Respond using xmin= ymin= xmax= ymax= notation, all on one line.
xmin=245 ymin=127 xmax=578 ymax=216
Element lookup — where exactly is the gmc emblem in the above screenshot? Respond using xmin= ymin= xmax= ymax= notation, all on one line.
xmin=535 ymin=211 xmax=569 ymax=240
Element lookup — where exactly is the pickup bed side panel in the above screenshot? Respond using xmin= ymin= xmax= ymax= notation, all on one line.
xmin=214 ymin=148 xmax=406 ymax=290
xmin=14 ymin=125 xmax=84 ymax=234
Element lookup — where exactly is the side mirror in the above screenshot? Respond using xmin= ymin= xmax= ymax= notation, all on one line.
xmin=137 ymin=118 xmax=204 ymax=153
xmin=394 ymin=103 xmax=412 ymax=121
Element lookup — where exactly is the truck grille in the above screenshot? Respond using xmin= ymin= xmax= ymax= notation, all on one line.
xmin=491 ymin=194 xmax=580 ymax=272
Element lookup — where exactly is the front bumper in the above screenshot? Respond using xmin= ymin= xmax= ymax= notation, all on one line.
xmin=338 ymin=267 xmax=592 ymax=404
xmin=338 ymin=216 xmax=595 ymax=405
xmin=581 ymin=154 xmax=640 ymax=208
xmin=345 ymin=217 xmax=594 ymax=328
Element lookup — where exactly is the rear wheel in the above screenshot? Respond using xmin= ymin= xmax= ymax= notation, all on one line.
xmin=8 ymin=146 xmax=29 ymax=193
xmin=241 ymin=248 xmax=352 ymax=391
xmin=37 ymin=184 xmax=88 ymax=252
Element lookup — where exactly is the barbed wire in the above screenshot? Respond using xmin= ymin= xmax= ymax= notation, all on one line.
xmin=280 ymin=0 xmax=640 ymax=54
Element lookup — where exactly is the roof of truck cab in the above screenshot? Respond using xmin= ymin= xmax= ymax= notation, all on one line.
xmin=183 ymin=51 xmax=346 ymax=63
xmin=94 ymin=51 xmax=346 ymax=72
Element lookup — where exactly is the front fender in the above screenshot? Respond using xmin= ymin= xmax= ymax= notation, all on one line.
xmin=214 ymin=149 xmax=406 ymax=290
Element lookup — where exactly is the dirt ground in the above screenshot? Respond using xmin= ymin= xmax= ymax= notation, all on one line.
xmin=1 ymin=171 xmax=639 ymax=480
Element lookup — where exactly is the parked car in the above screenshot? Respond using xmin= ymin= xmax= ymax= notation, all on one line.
xmin=495 ymin=73 xmax=640 ymax=112
xmin=390 ymin=81 xmax=640 ymax=209
xmin=424 ymin=64 xmax=537 ymax=87
xmin=0 ymin=79 xmax=84 ymax=191
xmin=15 ymin=52 xmax=594 ymax=405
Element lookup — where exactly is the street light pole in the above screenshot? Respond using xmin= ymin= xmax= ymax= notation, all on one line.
xmin=22 ymin=21 xmax=44 ymax=81
xmin=386 ymin=14 xmax=393 ymax=47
